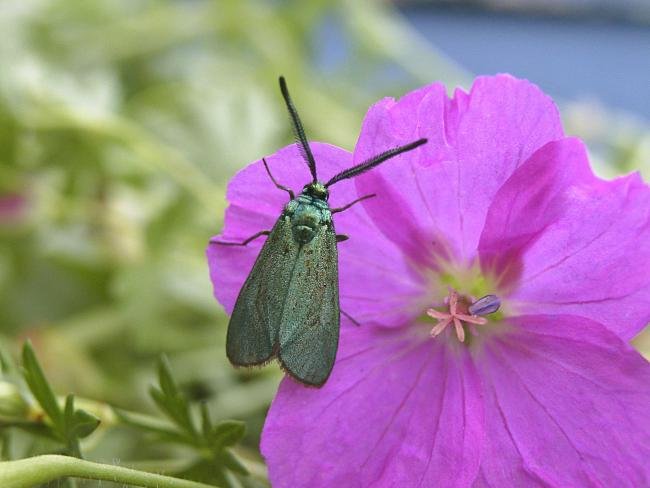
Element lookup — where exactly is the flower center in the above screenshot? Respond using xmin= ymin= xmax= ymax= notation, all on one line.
xmin=426 ymin=290 xmax=500 ymax=342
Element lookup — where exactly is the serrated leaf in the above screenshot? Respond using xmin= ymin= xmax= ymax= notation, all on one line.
xmin=158 ymin=355 xmax=179 ymax=398
xmin=149 ymin=385 xmax=192 ymax=433
xmin=69 ymin=408 xmax=100 ymax=439
xmin=61 ymin=396 xmax=82 ymax=457
xmin=149 ymin=386 xmax=169 ymax=413
xmin=211 ymin=420 xmax=246 ymax=448
xmin=114 ymin=407 xmax=194 ymax=446
xmin=113 ymin=406 xmax=171 ymax=431
xmin=150 ymin=358 xmax=198 ymax=439
xmin=220 ymin=450 xmax=249 ymax=476
xmin=200 ymin=402 xmax=212 ymax=439
xmin=62 ymin=394 xmax=99 ymax=446
xmin=63 ymin=394 xmax=75 ymax=426
xmin=21 ymin=341 xmax=63 ymax=433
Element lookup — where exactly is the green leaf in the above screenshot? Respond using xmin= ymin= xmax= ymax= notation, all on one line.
xmin=199 ymin=402 xmax=212 ymax=439
xmin=63 ymin=394 xmax=74 ymax=427
xmin=210 ymin=420 xmax=245 ymax=449
xmin=19 ymin=350 xmax=99 ymax=458
xmin=63 ymin=394 xmax=82 ymax=458
xmin=220 ymin=450 xmax=248 ymax=476
xmin=149 ymin=386 xmax=194 ymax=436
xmin=21 ymin=341 xmax=63 ymax=433
xmin=69 ymin=408 xmax=100 ymax=439
xmin=63 ymin=392 xmax=100 ymax=441
xmin=158 ymin=355 xmax=179 ymax=398
xmin=114 ymin=408 xmax=195 ymax=446
xmin=150 ymin=357 xmax=198 ymax=440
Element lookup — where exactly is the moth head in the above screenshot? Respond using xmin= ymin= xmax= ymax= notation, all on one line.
xmin=303 ymin=182 xmax=329 ymax=201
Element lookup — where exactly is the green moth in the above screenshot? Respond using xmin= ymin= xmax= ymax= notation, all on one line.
xmin=215 ymin=77 xmax=427 ymax=387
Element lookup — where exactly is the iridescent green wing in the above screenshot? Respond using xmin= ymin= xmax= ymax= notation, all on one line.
xmin=227 ymin=215 xmax=299 ymax=367
xmin=278 ymin=223 xmax=340 ymax=387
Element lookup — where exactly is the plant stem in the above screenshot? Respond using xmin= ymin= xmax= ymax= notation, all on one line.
xmin=0 ymin=455 xmax=216 ymax=488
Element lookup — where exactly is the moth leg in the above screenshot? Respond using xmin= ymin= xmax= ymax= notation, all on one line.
xmin=212 ymin=230 xmax=271 ymax=246
xmin=263 ymin=158 xmax=295 ymax=200
xmin=341 ymin=309 xmax=361 ymax=327
xmin=336 ymin=234 xmax=349 ymax=242
xmin=331 ymin=193 xmax=376 ymax=214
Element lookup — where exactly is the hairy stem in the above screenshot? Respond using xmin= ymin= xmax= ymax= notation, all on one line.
xmin=0 ymin=455 xmax=216 ymax=488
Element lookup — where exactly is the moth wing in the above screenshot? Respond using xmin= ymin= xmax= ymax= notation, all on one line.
xmin=227 ymin=216 xmax=299 ymax=366
xmin=278 ymin=223 xmax=340 ymax=387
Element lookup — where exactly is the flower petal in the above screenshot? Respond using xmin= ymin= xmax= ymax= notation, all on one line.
xmin=479 ymin=138 xmax=650 ymax=339
xmin=336 ymin=201 xmax=428 ymax=328
xmin=354 ymin=75 xmax=564 ymax=265
xmin=476 ymin=314 xmax=650 ymax=487
xmin=478 ymin=137 xmax=595 ymax=286
xmin=206 ymin=142 xmax=424 ymax=326
xmin=353 ymin=86 xmax=450 ymax=267
xmin=261 ymin=326 xmax=483 ymax=487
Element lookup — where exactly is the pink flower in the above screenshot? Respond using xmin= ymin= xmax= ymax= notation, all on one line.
xmin=207 ymin=75 xmax=650 ymax=487
xmin=0 ymin=191 xmax=28 ymax=226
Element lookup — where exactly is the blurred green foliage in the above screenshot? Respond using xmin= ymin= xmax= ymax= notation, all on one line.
xmin=0 ymin=0 xmax=470 ymax=485
xmin=0 ymin=0 xmax=648 ymax=486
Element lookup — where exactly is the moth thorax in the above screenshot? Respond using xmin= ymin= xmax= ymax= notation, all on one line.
xmin=293 ymin=224 xmax=317 ymax=244
xmin=303 ymin=182 xmax=329 ymax=201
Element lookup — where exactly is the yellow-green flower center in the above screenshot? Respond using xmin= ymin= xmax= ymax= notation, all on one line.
xmin=423 ymin=263 xmax=504 ymax=343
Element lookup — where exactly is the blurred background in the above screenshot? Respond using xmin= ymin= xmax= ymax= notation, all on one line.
xmin=0 ymin=0 xmax=648 ymax=486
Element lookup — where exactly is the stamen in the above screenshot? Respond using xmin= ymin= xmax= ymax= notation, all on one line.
xmin=425 ymin=290 xmax=496 ymax=342
xmin=429 ymin=316 xmax=452 ymax=337
xmin=454 ymin=313 xmax=487 ymax=325
xmin=468 ymin=294 xmax=501 ymax=316
xmin=452 ymin=317 xmax=465 ymax=342
xmin=426 ymin=309 xmax=450 ymax=320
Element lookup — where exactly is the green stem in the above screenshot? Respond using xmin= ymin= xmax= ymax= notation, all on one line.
xmin=0 ymin=455 xmax=216 ymax=488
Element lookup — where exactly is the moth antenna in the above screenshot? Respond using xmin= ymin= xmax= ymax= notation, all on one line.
xmin=279 ymin=76 xmax=318 ymax=183
xmin=325 ymin=138 xmax=427 ymax=187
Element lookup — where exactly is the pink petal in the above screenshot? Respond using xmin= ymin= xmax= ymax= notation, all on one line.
xmin=476 ymin=314 xmax=650 ymax=487
xmin=261 ymin=325 xmax=483 ymax=487
xmin=478 ymin=137 xmax=595 ymax=286
xmin=206 ymin=142 xmax=425 ymax=326
xmin=354 ymin=74 xmax=564 ymax=265
xmin=479 ymin=138 xmax=650 ymax=340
